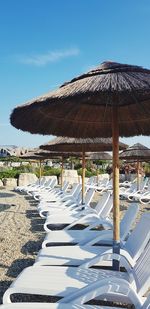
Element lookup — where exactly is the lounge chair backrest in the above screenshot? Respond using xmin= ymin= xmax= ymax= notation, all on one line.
xmin=44 ymin=178 xmax=54 ymax=187
xmin=73 ymin=184 xmax=82 ymax=199
xmin=146 ymin=181 xmax=150 ymax=192
xmin=124 ymin=213 xmax=150 ymax=260
xmin=49 ymin=178 xmax=57 ymax=188
xmin=129 ymin=182 xmax=137 ymax=191
xmin=120 ymin=204 xmax=139 ymax=241
xmin=61 ymin=181 xmax=69 ymax=192
xmin=142 ymin=294 xmax=150 ymax=309
xmin=98 ymin=178 xmax=108 ymax=186
xmin=84 ymin=189 xmax=95 ymax=206
xmin=39 ymin=177 xmax=47 ymax=186
xmin=140 ymin=178 xmax=148 ymax=191
xmin=69 ymin=183 xmax=80 ymax=196
xmin=133 ymin=241 xmax=150 ymax=296
xmin=94 ymin=192 xmax=111 ymax=216
xmin=100 ymin=193 xmax=113 ymax=218
xmin=106 ymin=178 xmax=113 ymax=188
xmin=87 ymin=176 xmax=95 ymax=185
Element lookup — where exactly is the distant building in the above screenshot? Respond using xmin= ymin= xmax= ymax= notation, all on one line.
xmin=0 ymin=145 xmax=28 ymax=158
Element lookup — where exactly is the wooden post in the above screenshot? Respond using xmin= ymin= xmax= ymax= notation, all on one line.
xmin=137 ymin=160 xmax=140 ymax=190
xmin=82 ymin=147 xmax=86 ymax=205
xmin=112 ymin=105 xmax=120 ymax=270
xmin=97 ymin=164 xmax=99 ymax=185
xmin=39 ymin=160 xmax=42 ymax=185
xmin=61 ymin=156 xmax=64 ymax=190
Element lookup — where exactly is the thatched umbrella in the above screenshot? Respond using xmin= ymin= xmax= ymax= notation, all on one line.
xmin=20 ymin=148 xmax=59 ymax=184
xmin=10 ymin=61 xmax=150 ymax=269
xmin=120 ymin=143 xmax=150 ymax=189
xmin=40 ymin=137 xmax=126 ymax=204
xmin=88 ymin=152 xmax=112 ymax=185
xmin=20 ymin=148 xmax=81 ymax=188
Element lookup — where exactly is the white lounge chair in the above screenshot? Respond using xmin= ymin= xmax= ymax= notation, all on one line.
xmin=35 ymin=212 xmax=150 ymax=267
xmin=119 ymin=182 xmax=138 ymax=199
xmin=15 ymin=177 xmax=46 ymax=193
xmin=3 ymin=241 xmax=150 ymax=306
xmin=128 ymin=179 xmax=149 ymax=201
xmin=33 ymin=180 xmax=70 ymax=201
xmin=38 ymin=183 xmax=82 ymax=218
xmin=27 ymin=178 xmax=57 ymax=196
xmin=42 ymin=203 xmax=139 ymax=247
xmin=43 ymin=191 xmax=112 ymax=232
xmin=86 ymin=179 xmax=112 ymax=193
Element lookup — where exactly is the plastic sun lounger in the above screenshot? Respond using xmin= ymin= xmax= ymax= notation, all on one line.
xmin=33 ymin=180 xmax=70 ymax=201
xmin=15 ymin=177 xmax=46 ymax=192
xmin=128 ymin=179 xmax=150 ymax=201
xmin=42 ymin=188 xmax=95 ymax=226
xmin=38 ymin=185 xmax=91 ymax=218
xmin=42 ymin=203 xmax=139 ymax=248
xmin=43 ymin=191 xmax=112 ymax=232
xmin=3 ymin=241 xmax=150 ymax=306
xmin=38 ymin=183 xmax=82 ymax=218
xmin=27 ymin=178 xmax=57 ymax=196
xmin=35 ymin=212 xmax=150 ymax=267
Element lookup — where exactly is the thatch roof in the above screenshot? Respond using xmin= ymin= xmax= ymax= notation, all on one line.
xmin=10 ymin=61 xmax=150 ymax=138
xmin=20 ymin=148 xmax=82 ymax=160
xmin=88 ymin=152 xmax=112 ymax=160
xmin=40 ymin=137 xmax=127 ymax=152
xmin=119 ymin=143 xmax=150 ymax=161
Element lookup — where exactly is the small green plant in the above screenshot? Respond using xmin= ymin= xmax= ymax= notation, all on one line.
xmin=77 ymin=168 xmax=97 ymax=177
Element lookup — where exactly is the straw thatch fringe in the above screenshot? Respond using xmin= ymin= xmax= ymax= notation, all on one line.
xmin=40 ymin=137 xmax=127 ymax=152
xmin=10 ymin=61 xmax=150 ymax=138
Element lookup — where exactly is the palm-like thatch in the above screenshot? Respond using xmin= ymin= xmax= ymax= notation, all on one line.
xmin=40 ymin=137 xmax=127 ymax=152
xmin=20 ymin=148 xmax=82 ymax=160
xmin=88 ymin=152 xmax=112 ymax=160
xmin=119 ymin=143 xmax=150 ymax=161
xmin=10 ymin=61 xmax=150 ymax=138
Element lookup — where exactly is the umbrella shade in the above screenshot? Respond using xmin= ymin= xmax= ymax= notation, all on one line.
xmin=119 ymin=143 xmax=150 ymax=161
xmin=20 ymin=149 xmax=82 ymax=160
xmin=120 ymin=143 xmax=150 ymax=190
xmin=10 ymin=61 xmax=150 ymax=270
xmin=20 ymin=148 xmax=83 ymax=188
xmin=40 ymin=137 xmax=127 ymax=152
xmin=87 ymin=152 xmax=112 ymax=160
xmin=10 ymin=61 xmax=150 ymax=138
xmin=40 ymin=137 xmax=118 ymax=205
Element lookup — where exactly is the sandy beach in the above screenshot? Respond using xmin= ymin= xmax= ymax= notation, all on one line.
xmin=0 ymin=187 xmax=45 ymax=303
xmin=0 ymin=186 xmax=149 ymax=306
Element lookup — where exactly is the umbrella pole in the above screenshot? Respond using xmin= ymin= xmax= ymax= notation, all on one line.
xmin=61 ymin=156 xmax=64 ymax=190
xmin=97 ymin=164 xmax=99 ymax=185
xmin=82 ymin=147 xmax=86 ymax=205
xmin=112 ymin=105 xmax=120 ymax=270
xmin=39 ymin=160 xmax=42 ymax=185
xmin=137 ymin=160 xmax=140 ymax=190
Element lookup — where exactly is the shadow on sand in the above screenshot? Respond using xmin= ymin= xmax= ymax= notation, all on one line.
xmin=6 ymin=258 xmax=34 ymax=278
xmin=21 ymin=239 xmax=44 ymax=255
xmin=0 ymin=192 xmax=15 ymax=198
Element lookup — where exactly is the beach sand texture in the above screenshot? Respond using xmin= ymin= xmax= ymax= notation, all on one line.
xmin=0 ymin=186 xmax=149 ymax=306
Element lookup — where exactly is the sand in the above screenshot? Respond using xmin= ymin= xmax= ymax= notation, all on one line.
xmin=0 ymin=186 xmax=149 ymax=306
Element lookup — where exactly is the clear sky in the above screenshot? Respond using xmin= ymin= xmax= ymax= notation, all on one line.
xmin=0 ymin=0 xmax=150 ymax=148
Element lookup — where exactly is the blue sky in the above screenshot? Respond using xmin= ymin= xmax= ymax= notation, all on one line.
xmin=0 ymin=0 xmax=150 ymax=148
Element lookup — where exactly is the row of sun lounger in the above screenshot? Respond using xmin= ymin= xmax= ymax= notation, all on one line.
xmin=1 ymin=176 xmax=150 ymax=308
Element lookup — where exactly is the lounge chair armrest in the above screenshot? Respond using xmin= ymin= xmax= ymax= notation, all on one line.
xmin=60 ymin=277 xmax=141 ymax=307
xmin=65 ymin=213 xmax=99 ymax=230
xmin=79 ymin=252 xmax=134 ymax=273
